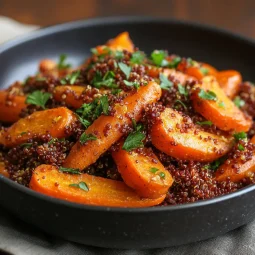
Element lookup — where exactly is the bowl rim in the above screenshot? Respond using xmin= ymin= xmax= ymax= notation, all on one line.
xmin=1 ymin=15 xmax=255 ymax=213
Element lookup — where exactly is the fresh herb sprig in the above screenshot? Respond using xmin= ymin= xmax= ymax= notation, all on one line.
xmin=26 ymin=90 xmax=51 ymax=109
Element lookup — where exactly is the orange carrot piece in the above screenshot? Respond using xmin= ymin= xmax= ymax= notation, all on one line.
xmin=0 ymin=162 xmax=9 ymax=178
xmin=191 ymin=76 xmax=252 ymax=132
xmin=39 ymin=59 xmax=57 ymax=73
xmin=106 ymin=32 xmax=134 ymax=52
xmin=185 ymin=67 xmax=204 ymax=80
xmin=0 ymin=107 xmax=77 ymax=147
xmin=0 ymin=91 xmax=27 ymax=123
xmin=64 ymin=81 xmax=162 ymax=170
xmin=30 ymin=165 xmax=165 ymax=207
xmin=151 ymin=108 xmax=233 ymax=162
xmin=216 ymin=70 xmax=242 ymax=99
xmin=112 ymin=145 xmax=173 ymax=198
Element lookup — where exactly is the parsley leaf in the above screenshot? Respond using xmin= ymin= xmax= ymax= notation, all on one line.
xmin=218 ymin=101 xmax=226 ymax=108
xmin=69 ymin=181 xmax=89 ymax=191
xmin=26 ymin=90 xmax=51 ymax=109
xmin=124 ymin=80 xmax=140 ymax=89
xmin=60 ymin=71 xmax=80 ymax=85
xmin=59 ymin=167 xmax=81 ymax=175
xmin=200 ymin=67 xmax=209 ymax=75
xmin=168 ymin=56 xmax=182 ymax=68
xmin=20 ymin=143 xmax=33 ymax=149
xmin=196 ymin=120 xmax=213 ymax=126
xmin=78 ymin=116 xmax=91 ymax=128
xmin=57 ymin=54 xmax=71 ymax=69
xmin=122 ymin=121 xmax=145 ymax=151
xmin=80 ymin=133 xmax=97 ymax=144
xmin=174 ymin=100 xmax=187 ymax=109
xmin=159 ymin=172 xmax=166 ymax=179
xmin=234 ymin=132 xmax=247 ymax=141
xmin=178 ymin=84 xmax=188 ymax=96
xmin=198 ymin=89 xmax=217 ymax=101
xmin=150 ymin=167 xmax=159 ymax=173
xmin=115 ymin=51 xmax=124 ymax=60
xmin=118 ymin=62 xmax=131 ymax=79
xmin=100 ymin=95 xmax=109 ymax=115
xmin=238 ymin=144 xmax=245 ymax=151
xmin=92 ymin=71 xmax=117 ymax=89
xmin=151 ymin=50 xmax=168 ymax=67
xmin=159 ymin=73 xmax=173 ymax=90
xmin=234 ymin=96 xmax=245 ymax=108
xmin=130 ymin=51 xmax=146 ymax=64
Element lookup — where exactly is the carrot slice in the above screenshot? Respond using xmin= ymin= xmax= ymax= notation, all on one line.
xmin=151 ymin=108 xmax=233 ymax=162
xmin=0 ymin=107 xmax=77 ymax=147
xmin=216 ymin=70 xmax=242 ymax=99
xmin=191 ymin=76 xmax=252 ymax=132
xmin=0 ymin=91 xmax=27 ymax=123
xmin=30 ymin=165 xmax=165 ymax=207
xmin=112 ymin=145 xmax=173 ymax=198
xmin=106 ymin=32 xmax=134 ymax=52
xmin=64 ymin=81 xmax=162 ymax=170
xmin=0 ymin=162 xmax=9 ymax=178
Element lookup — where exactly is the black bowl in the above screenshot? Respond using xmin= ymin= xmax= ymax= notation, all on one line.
xmin=1 ymin=17 xmax=255 ymax=249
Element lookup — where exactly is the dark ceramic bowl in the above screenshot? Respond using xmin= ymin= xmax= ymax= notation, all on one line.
xmin=1 ymin=17 xmax=255 ymax=249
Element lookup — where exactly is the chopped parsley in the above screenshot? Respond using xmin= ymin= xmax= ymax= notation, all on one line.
xmin=234 ymin=132 xmax=247 ymax=141
xmin=238 ymin=144 xmax=245 ymax=151
xmin=112 ymin=88 xmax=122 ymax=95
xmin=57 ymin=54 xmax=71 ymax=70
xmin=198 ymin=89 xmax=217 ymax=101
xmin=20 ymin=143 xmax=33 ymax=149
xmin=92 ymin=71 xmax=117 ymax=89
xmin=130 ymin=51 xmax=146 ymax=64
xmin=150 ymin=167 xmax=159 ymax=173
xmin=60 ymin=70 xmax=80 ymax=85
xmin=69 ymin=181 xmax=89 ymax=191
xmin=26 ymin=90 xmax=51 ymax=109
xmin=234 ymin=96 xmax=245 ymax=108
xmin=48 ymin=138 xmax=57 ymax=145
xmin=218 ymin=101 xmax=226 ymax=109
xmin=178 ymin=84 xmax=188 ymax=97
xmin=159 ymin=73 xmax=173 ymax=90
xmin=79 ymin=133 xmax=97 ymax=144
xmin=124 ymin=80 xmax=140 ymax=89
xmin=196 ymin=120 xmax=213 ymax=126
xmin=59 ymin=167 xmax=81 ymax=175
xmin=122 ymin=120 xmax=145 ymax=151
xmin=20 ymin=132 xmax=27 ymax=136
xmin=100 ymin=95 xmax=109 ymax=115
xmin=115 ymin=51 xmax=124 ymax=60
xmin=200 ymin=67 xmax=209 ymax=75
xmin=168 ymin=56 xmax=182 ymax=68
xmin=151 ymin=50 xmax=168 ymax=67
xmin=206 ymin=157 xmax=227 ymax=171
xmin=174 ymin=100 xmax=187 ymax=109
xmin=159 ymin=172 xmax=166 ymax=179
xmin=118 ymin=62 xmax=131 ymax=79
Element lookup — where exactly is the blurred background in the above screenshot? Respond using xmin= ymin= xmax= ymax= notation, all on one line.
xmin=0 ymin=0 xmax=255 ymax=38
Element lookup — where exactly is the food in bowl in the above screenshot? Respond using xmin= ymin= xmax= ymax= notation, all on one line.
xmin=0 ymin=32 xmax=255 ymax=207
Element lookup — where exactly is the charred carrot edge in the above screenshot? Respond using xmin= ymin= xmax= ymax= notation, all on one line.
xmin=0 ymin=107 xmax=77 ymax=147
xmin=30 ymin=165 xmax=165 ymax=207
xmin=216 ymin=70 xmax=242 ymax=99
xmin=0 ymin=91 xmax=27 ymax=123
xmin=151 ymin=108 xmax=234 ymax=162
xmin=191 ymin=76 xmax=252 ymax=132
xmin=64 ymin=81 xmax=162 ymax=170
xmin=0 ymin=162 xmax=9 ymax=178
xmin=112 ymin=144 xmax=173 ymax=199
xmin=106 ymin=32 xmax=134 ymax=52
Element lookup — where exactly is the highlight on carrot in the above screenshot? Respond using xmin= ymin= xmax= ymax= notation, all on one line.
xmin=39 ymin=59 xmax=57 ymax=73
xmin=112 ymin=144 xmax=173 ymax=199
xmin=0 ymin=91 xmax=27 ymax=123
xmin=63 ymin=81 xmax=162 ymax=170
xmin=216 ymin=70 xmax=242 ymax=99
xmin=151 ymin=108 xmax=234 ymax=162
xmin=30 ymin=165 xmax=165 ymax=207
xmin=191 ymin=76 xmax=252 ymax=132
xmin=0 ymin=162 xmax=9 ymax=178
xmin=0 ymin=107 xmax=77 ymax=147
xmin=106 ymin=32 xmax=134 ymax=52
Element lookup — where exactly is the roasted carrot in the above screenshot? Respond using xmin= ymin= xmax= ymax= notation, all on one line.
xmin=191 ymin=76 xmax=252 ymax=132
xmin=30 ymin=165 xmax=165 ymax=207
xmin=64 ymin=81 xmax=162 ymax=170
xmin=39 ymin=59 xmax=57 ymax=73
xmin=0 ymin=91 xmax=27 ymax=123
xmin=0 ymin=162 xmax=9 ymax=178
xmin=201 ymin=63 xmax=218 ymax=76
xmin=216 ymin=70 xmax=242 ymax=99
xmin=106 ymin=32 xmax=134 ymax=52
xmin=112 ymin=144 xmax=173 ymax=198
xmin=0 ymin=107 xmax=77 ymax=147
xmin=151 ymin=108 xmax=233 ymax=162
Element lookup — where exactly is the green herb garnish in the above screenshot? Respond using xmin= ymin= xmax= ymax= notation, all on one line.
xmin=178 ymin=84 xmax=188 ymax=97
xmin=151 ymin=50 xmax=168 ymax=67
xmin=150 ymin=167 xmax=159 ymax=173
xmin=115 ymin=51 xmax=124 ymax=60
xmin=198 ymin=89 xmax=217 ymax=101
xmin=196 ymin=121 xmax=213 ymax=126
xmin=20 ymin=143 xmax=33 ymax=149
xmin=159 ymin=172 xmax=166 ymax=179
xmin=234 ymin=132 xmax=247 ymax=141
xmin=174 ymin=100 xmax=187 ymax=109
xmin=69 ymin=181 xmax=89 ymax=191
xmin=92 ymin=71 xmax=117 ymax=89
xmin=79 ymin=133 xmax=97 ymax=144
xmin=59 ymin=167 xmax=81 ymax=175
xmin=100 ymin=95 xmax=109 ymax=115
xmin=218 ymin=101 xmax=226 ymax=109
xmin=159 ymin=73 xmax=173 ymax=90
xmin=200 ymin=67 xmax=209 ymax=75
xmin=238 ymin=144 xmax=245 ymax=151
xmin=26 ymin=90 xmax=51 ymax=109
xmin=234 ymin=96 xmax=245 ymax=108
xmin=130 ymin=51 xmax=145 ymax=64
xmin=60 ymin=70 xmax=80 ymax=85
xmin=168 ymin=56 xmax=182 ymax=68
xmin=118 ymin=62 xmax=131 ymax=79
xmin=124 ymin=80 xmax=140 ymax=89
xmin=57 ymin=54 xmax=71 ymax=69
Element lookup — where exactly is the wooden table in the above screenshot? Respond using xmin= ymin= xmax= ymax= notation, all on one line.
xmin=0 ymin=0 xmax=255 ymax=38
